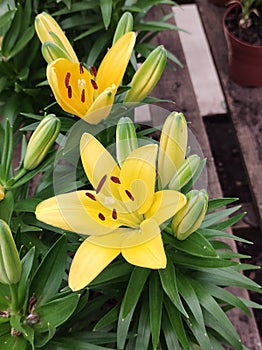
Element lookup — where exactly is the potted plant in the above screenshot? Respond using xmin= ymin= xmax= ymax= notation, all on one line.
xmin=223 ymin=0 xmax=262 ymax=86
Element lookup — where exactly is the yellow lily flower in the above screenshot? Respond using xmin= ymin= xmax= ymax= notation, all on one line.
xmin=46 ymin=32 xmax=136 ymax=124
xmin=36 ymin=133 xmax=186 ymax=290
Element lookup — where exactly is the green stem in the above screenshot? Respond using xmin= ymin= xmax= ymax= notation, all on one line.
xmin=5 ymin=168 xmax=27 ymax=190
xmin=9 ymin=283 xmax=19 ymax=314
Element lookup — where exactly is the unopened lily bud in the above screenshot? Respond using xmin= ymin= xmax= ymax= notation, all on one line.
xmin=168 ymin=154 xmax=201 ymax=190
xmin=116 ymin=117 xmax=138 ymax=166
xmin=0 ymin=185 xmax=4 ymax=201
xmin=35 ymin=12 xmax=78 ymax=63
xmin=41 ymin=41 xmax=73 ymax=64
xmin=158 ymin=112 xmax=188 ymax=189
xmin=23 ymin=114 xmax=61 ymax=171
xmin=172 ymin=189 xmax=208 ymax=240
xmin=124 ymin=45 xmax=167 ymax=103
xmin=113 ymin=12 xmax=133 ymax=45
xmin=0 ymin=220 xmax=21 ymax=285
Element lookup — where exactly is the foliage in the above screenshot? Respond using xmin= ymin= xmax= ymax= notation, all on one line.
xmin=0 ymin=2 xmax=261 ymax=350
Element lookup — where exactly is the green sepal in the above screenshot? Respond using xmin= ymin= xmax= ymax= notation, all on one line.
xmin=30 ymin=235 xmax=67 ymax=306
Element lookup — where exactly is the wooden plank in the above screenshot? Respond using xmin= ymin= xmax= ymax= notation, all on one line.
xmin=148 ymin=5 xmax=261 ymax=349
xmin=196 ymin=0 xmax=262 ymax=232
xmin=173 ymin=4 xmax=226 ymax=116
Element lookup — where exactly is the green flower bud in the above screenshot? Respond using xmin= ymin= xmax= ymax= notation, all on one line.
xmin=41 ymin=41 xmax=73 ymax=64
xmin=0 ymin=185 xmax=4 ymax=201
xmin=0 ymin=220 xmax=21 ymax=285
xmin=116 ymin=117 xmax=138 ymax=167
xmin=124 ymin=45 xmax=167 ymax=103
xmin=172 ymin=189 xmax=208 ymax=240
xmin=35 ymin=12 xmax=78 ymax=63
xmin=113 ymin=12 xmax=134 ymax=45
xmin=168 ymin=154 xmax=201 ymax=190
xmin=158 ymin=112 xmax=188 ymax=189
xmin=23 ymin=114 xmax=61 ymax=171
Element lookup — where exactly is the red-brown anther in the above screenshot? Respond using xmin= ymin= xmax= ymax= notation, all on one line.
xmin=65 ymin=72 xmax=71 ymax=88
xmin=79 ymin=63 xmax=84 ymax=74
xmin=96 ymin=174 xmax=107 ymax=194
xmin=85 ymin=192 xmax=96 ymax=201
xmin=110 ymin=176 xmax=121 ymax=184
xmin=112 ymin=208 xmax=117 ymax=220
xmin=81 ymin=89 xmax=85 ymax=103
xmin=91 ymin=66 xmax=97 ymax=77
xmin=91 ymin=79 xmax=98 ymax=90
xmin=67 ymin=85 xmax=72 ymax=98
xmin=98 ymin=213 xmax=106 ymax=221
xmin=125 ymin=189 xmax=135 ymax=201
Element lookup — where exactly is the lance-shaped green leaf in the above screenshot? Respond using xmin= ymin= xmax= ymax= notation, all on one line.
xmin=32 ymin=293 xmax=80 ymax=333
xmin=0 ymin=220 xmax=21 ymax=285
xmin=30 ymin=235 xmax=67 ymax=305
xmin=149 ymin=271 xmax=163 ymax=350
xmin=121 ymin=266 xmax=150 ymax=319
xmin=159 ymin=258 xmax=188 ymax=317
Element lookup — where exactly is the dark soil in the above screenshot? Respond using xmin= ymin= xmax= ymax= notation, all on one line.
xmin=204 ymin=116 xmax=262 ymax=338
xmin=225 ymin=5 xmax=262 ymax=46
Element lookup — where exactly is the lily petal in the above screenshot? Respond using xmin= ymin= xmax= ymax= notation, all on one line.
xmin=119 ymin=144 xmax=157 ymax=214
xmin=47 ymin=59 xmax=94 ymax=117
xmin=80 ymin=133 xmax=121 ymax=199
xmin=122 ymin=234 xmax=166 ymax=269
xmin=88 ymin=218 xmax=160 ymax=248
xmin=69 ymin=240 xmax=120 ymax=290
xmin=35 ymin=191 xmax=119 ymax=235
xmin=145 ymin=190 xmax=187 ymax=225
xmin=84 ymin=85 xmax=116 ymax=124
xmin=96 ymin=32 xmax=136 ymax=95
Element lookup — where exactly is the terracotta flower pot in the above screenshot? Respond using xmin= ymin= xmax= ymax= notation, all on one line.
xmin=223 ymin=5 xmax=262 ymax=87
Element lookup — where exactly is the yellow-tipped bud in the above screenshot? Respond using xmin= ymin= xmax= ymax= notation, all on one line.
xmin=172 ymin=189 xmax=208 ymax=240
xmin=124 ymin=45 xmax=167 ymax=103
xmin=0 ymin=185 xmax=4 ymax=201
xmin=35 ymin=12 xmax=78 ymax=63
xmin=116 ymin=117 xmax=138 ymax=167
xmin=158 ymin=112 xmax=188 ymax=189
xmin=23 ymin=114 xmax=61 ymax=171
xmin=41 ymin=41 xmax=73 ymax=64
xmin=0 ymin=220 xmax=21 ymax=285
xmin=168 ymin=154 xmax=201 ymax=190
xmin=113 ymin=12 xmax=134 ymax=45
